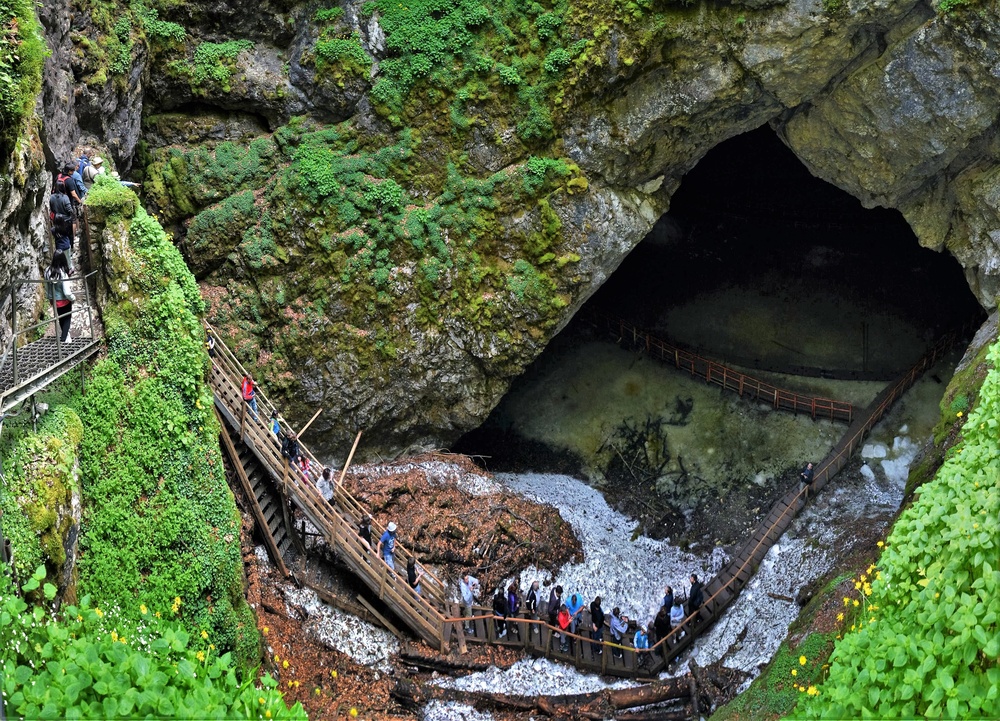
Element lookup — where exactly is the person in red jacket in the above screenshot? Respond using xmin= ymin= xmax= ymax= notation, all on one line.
xmin=241 ymin=374 xmax=259 ymax=421
xmin=557 ymin=604 xmax=571 ymax=653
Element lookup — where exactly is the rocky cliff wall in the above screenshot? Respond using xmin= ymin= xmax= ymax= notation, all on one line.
xmin=38 ymin=0 xmax=1000 ymax=457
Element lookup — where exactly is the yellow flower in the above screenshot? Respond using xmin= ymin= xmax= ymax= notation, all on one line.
xmin=258 ymin=698 xmax=265 ymax=705
xmin=174 ymin=596 xmax=182 ymax=606
xmin=77 ymin=615 xmax=83 ymax=622
xmin=349 ymin=710 xmax=358 ymax=718
xmin=209 ymin=644 xmax=215 ymax=650
xmin=275 ymin=654 xmax=280 ymax=662
xmin=957 ymin=411 xmax=963 ymax=417
xmin=854 ymin=581 xmax=862 ymax=590
xmin=877 ymin=541 xmax=884 ymax=547
xmin=807 ymin=686 xmax=818 ymax=696
xmin=791 ymin=669 xmax=798 ymax=676
xmin=95 ymin=608 xmax=104 ymax=618
xmin=836 ymin=613 xmax=844 ymax=622
xmin=140 ymin=604 xmax=148 ymax=615
xmin=331 ymin=670 xmax=338 ymax=678
xmin=111 ymin=631 xmax=119 ymax=642
xmin=853 ymin=599 xmax=860 ymax=607
xmin=799 ymin=655 xmax=807 ymax=666
xmin=870 ymin=617 xmax=875 ymax=623
xmin=120 ymin=636 xmax=126 ymax=644
xmin=263 ymin=627 xmax=269 ymax=635
xmin=843 ymin=597 xmax=850 ymax=606
xmin=282 ymin=660 xmax=289 ymax=669
xmin=155 ymin=611 xmax=161 ymax=618
xmin=265 ymin=712 xmax=272 ymax=719
xmin=315 ymin=688 xmax=322 ymax=696
xmin=860 ymin=574 xmax=867 ymax=582
xmin=201 ymin=630 xmax=208 ymax=640
xmin=197 ymin=651 xmax=205 ymax=662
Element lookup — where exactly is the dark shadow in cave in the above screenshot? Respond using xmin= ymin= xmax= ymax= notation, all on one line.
xmin=456 ymin=125 xmax=983 ymax=476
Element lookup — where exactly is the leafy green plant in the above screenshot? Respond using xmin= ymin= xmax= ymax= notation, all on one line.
xmin=0 ymin=566 xmax=305 ymax=719
xmin=797 ymin=341 xmax=1000 ymax=718
xmin=0 ymin=0 xmax=45 ymax=153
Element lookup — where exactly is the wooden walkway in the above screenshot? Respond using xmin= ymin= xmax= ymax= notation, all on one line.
xmin=208 ymin=319 xmax=964 ymax=675
xmin=586 ymin=312 xmax=857 ymax=423
xmin=0 ymin=275 xmax=100 ymax=414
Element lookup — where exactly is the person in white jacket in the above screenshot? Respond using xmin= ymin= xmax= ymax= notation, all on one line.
xmin=45 ymin=251 xmax=76 ymax=343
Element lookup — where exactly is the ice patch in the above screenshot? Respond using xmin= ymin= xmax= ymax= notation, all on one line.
xmin=861 ymin=443 xmax=887 ymax=459
xmin=437 ymin=657 xmax=638 ymax=696
xmin=423 ymin=702 xmax=493 ymax=721
xmin=859 ymin=463 xmax=876 ymax=482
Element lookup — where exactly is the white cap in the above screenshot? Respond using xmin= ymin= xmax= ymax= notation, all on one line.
xmin=387 ymin=522 xmax=397 ymax=532
xmin=92 ymin=156 xmax=104 ymax=166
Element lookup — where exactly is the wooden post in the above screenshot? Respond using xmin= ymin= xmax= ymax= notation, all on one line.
xmin=337 ymin=431 xmax=363 ymax=490
xmin=296 ymin=407 xmax=324 ymax=439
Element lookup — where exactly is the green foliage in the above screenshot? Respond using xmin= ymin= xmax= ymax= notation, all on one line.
xmin=314 ymin=34 xmax=371 ymax=77
xmin=135 ymin=3 xmax=186 ymax=43
xmin=796 ymin=341 xmax=1000 ymax=718
xmin=85 ymin=173 xmax=139 ymax=220
xmin=186 ymin=189 xmax=261 ymax=267
xmin=0 ymin=0 xmax=45 ymax=152
xmin=937 ymin=0 xmax=973 ymax=11
xmin=314 ymin=5 xmax=344 ymax=21
xmin=168 ymin=39 xmax=253 ymax=93
xmin=108 ymin=16 xmax=134 ymax=75
xmin=0 ymin=407 xmax=82 ymax=581
xmin=73 ymin=201 xmax=257 ymax=669
xmin=0 ymin=567 xmax=305 ymax=719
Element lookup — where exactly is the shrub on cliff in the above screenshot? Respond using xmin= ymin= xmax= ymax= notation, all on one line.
xmin=0 ymin=0 xmax=45 ymax=153
xmin=796 ymin=342 xmax=1000 ymax=718
xmin=78 ymin=186 xmax=259 ymax=669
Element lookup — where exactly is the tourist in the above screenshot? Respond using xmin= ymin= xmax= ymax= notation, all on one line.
xmin=589 ymin=596 xmax=605 ymax=655
xmin=358 ymin=515 xmax=373 ymax=548
xmin=406 ymin=558 xmax=424 ymax=596
xmin=377 ymin=521 xmax=397 ymax=570
xmin=460 ymin=572 xmax=481 ymax=634
xmin=634 ymin=625 xmax=650 ymax=668
xmin=687 ymin=573 xmax=704 ymax=618
xmin=663 ymin=585 xmax=674 ymax=613
xmin=297 ymin=454 xmax=311 ymax=481
xmin=241 ymin=374 xmax=259 ymax=421
xmin=62 ymin=163 xmax=84 ymax=211
xmin=610 ymin=607 xmax=629 ymax=658
xmin=281 ymin=431 xmax=301 ymax=467
xmin=205 ymin=326 xmax=216 ymax=358
xmin=670 ymin=600 xmax=685 ymax=630
xmin=269 ymin=410 xmax=280 ymax=436
xmin=525 ymin=580 xmax=539 ymax=617
xmin=556 ymin=604 xmax=571 ymax=653
xmin=110 ymin=171 xmax=141 ymax=189
xmin=653 ymin=604 xmax=671 ymax=656
xmin=566 ymin=592 xmax=585 ymax=634
xmin=547 ymin=585 xmax=563 ymax=627
xmin=492 ymin=587 xmax=508 ymax=638
xmin=82 ymin=156 xmax=104 ymax=190
xmin=44 ymin=252 xmax=75 ymax=343
xmin=800 ymin=461 xmax=815 ymax=501
xmin=49 ymin=179 xmax=75 ymax=251
xmin=507 ymin=583 xmax=521 ymax=638
xmin=320 ymin=467 xmax=335 ymax=501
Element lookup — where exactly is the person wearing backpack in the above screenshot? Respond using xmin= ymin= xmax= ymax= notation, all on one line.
xmin=82 ymin=156 xmax=104 ymax=190
xmin=61 ymin=163 xmax=84 ymax=212
xmin=49 ymin=179 xmax=76 ymax=251
xmin=44 ymin=252 xmax=76 ymax=343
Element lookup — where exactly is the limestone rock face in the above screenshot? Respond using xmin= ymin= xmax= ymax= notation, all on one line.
xmin=0 ymin=130 xmax=50 ymax=345
xmin=37 ymin=0 xmax=1000 ymax=456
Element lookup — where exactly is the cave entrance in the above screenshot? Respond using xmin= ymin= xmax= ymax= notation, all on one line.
xmin=456 ymin=125 xmax=981 ymax=544
xmin=591 ymin=125 xmax=980 ymax=377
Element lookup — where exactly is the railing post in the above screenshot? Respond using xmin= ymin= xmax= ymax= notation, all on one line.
xmin=10 ymin=292 xmax=18 ymax=387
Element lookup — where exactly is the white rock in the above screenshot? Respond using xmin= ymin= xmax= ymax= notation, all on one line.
xmin=860 ymin=464 xmax=876 ymax=482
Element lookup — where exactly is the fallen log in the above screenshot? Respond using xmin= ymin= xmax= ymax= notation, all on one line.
xmin=767 ymin=592 xmax=796 ymax=603
xmin=392 ymin=674 xmax=691 ymax=717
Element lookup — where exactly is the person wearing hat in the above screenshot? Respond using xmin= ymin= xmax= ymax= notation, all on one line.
xmin=377 ymin=521 xmax=398 ymax=570
xmin=82 ymin=156 xmax=105 ymax=190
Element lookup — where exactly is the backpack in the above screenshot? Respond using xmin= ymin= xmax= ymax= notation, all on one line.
xmin=76 ymin=156 xmax=90 ymax=176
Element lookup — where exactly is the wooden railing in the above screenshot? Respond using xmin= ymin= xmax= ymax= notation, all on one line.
xmin=586 ymin=312 xmax=856 ymax=423
xmin=206 ymin=323 xmax=456 ymax=649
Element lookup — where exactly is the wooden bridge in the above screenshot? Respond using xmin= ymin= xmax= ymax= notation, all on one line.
xmin=0 ymin=274 xmax=101 ymax=415
xmin=208 ymin=317 xmax=966 ymax=676
xmin=585 ymin=312 xmax=857 ymax=423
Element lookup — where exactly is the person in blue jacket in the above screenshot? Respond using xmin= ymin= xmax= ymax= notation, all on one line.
xmin=377 ymin=521 xmax=397 ymax=570
xmin=566 ymin=592 xmax=585 ymax=634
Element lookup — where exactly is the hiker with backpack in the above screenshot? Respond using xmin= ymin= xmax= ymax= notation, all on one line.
xmin=49 ymin=179 xmax=76 ymax=251
xmin=241 ymin=373 xmax=259 ymax=421
xmin=82 ymin=156 xmax=105 ymax=190
xmin=44 ymin=252 xmax=76 ymax=343
xmin=62 ymin=162 xmax=86 ymax=214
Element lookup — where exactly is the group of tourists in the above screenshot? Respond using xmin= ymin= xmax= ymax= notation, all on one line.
xmin=460 ymin=571 xmax=707 ymax=663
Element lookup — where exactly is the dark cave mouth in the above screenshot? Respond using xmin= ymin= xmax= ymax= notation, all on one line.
xmin=456 ymin=126 xmax=983 ymax=483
